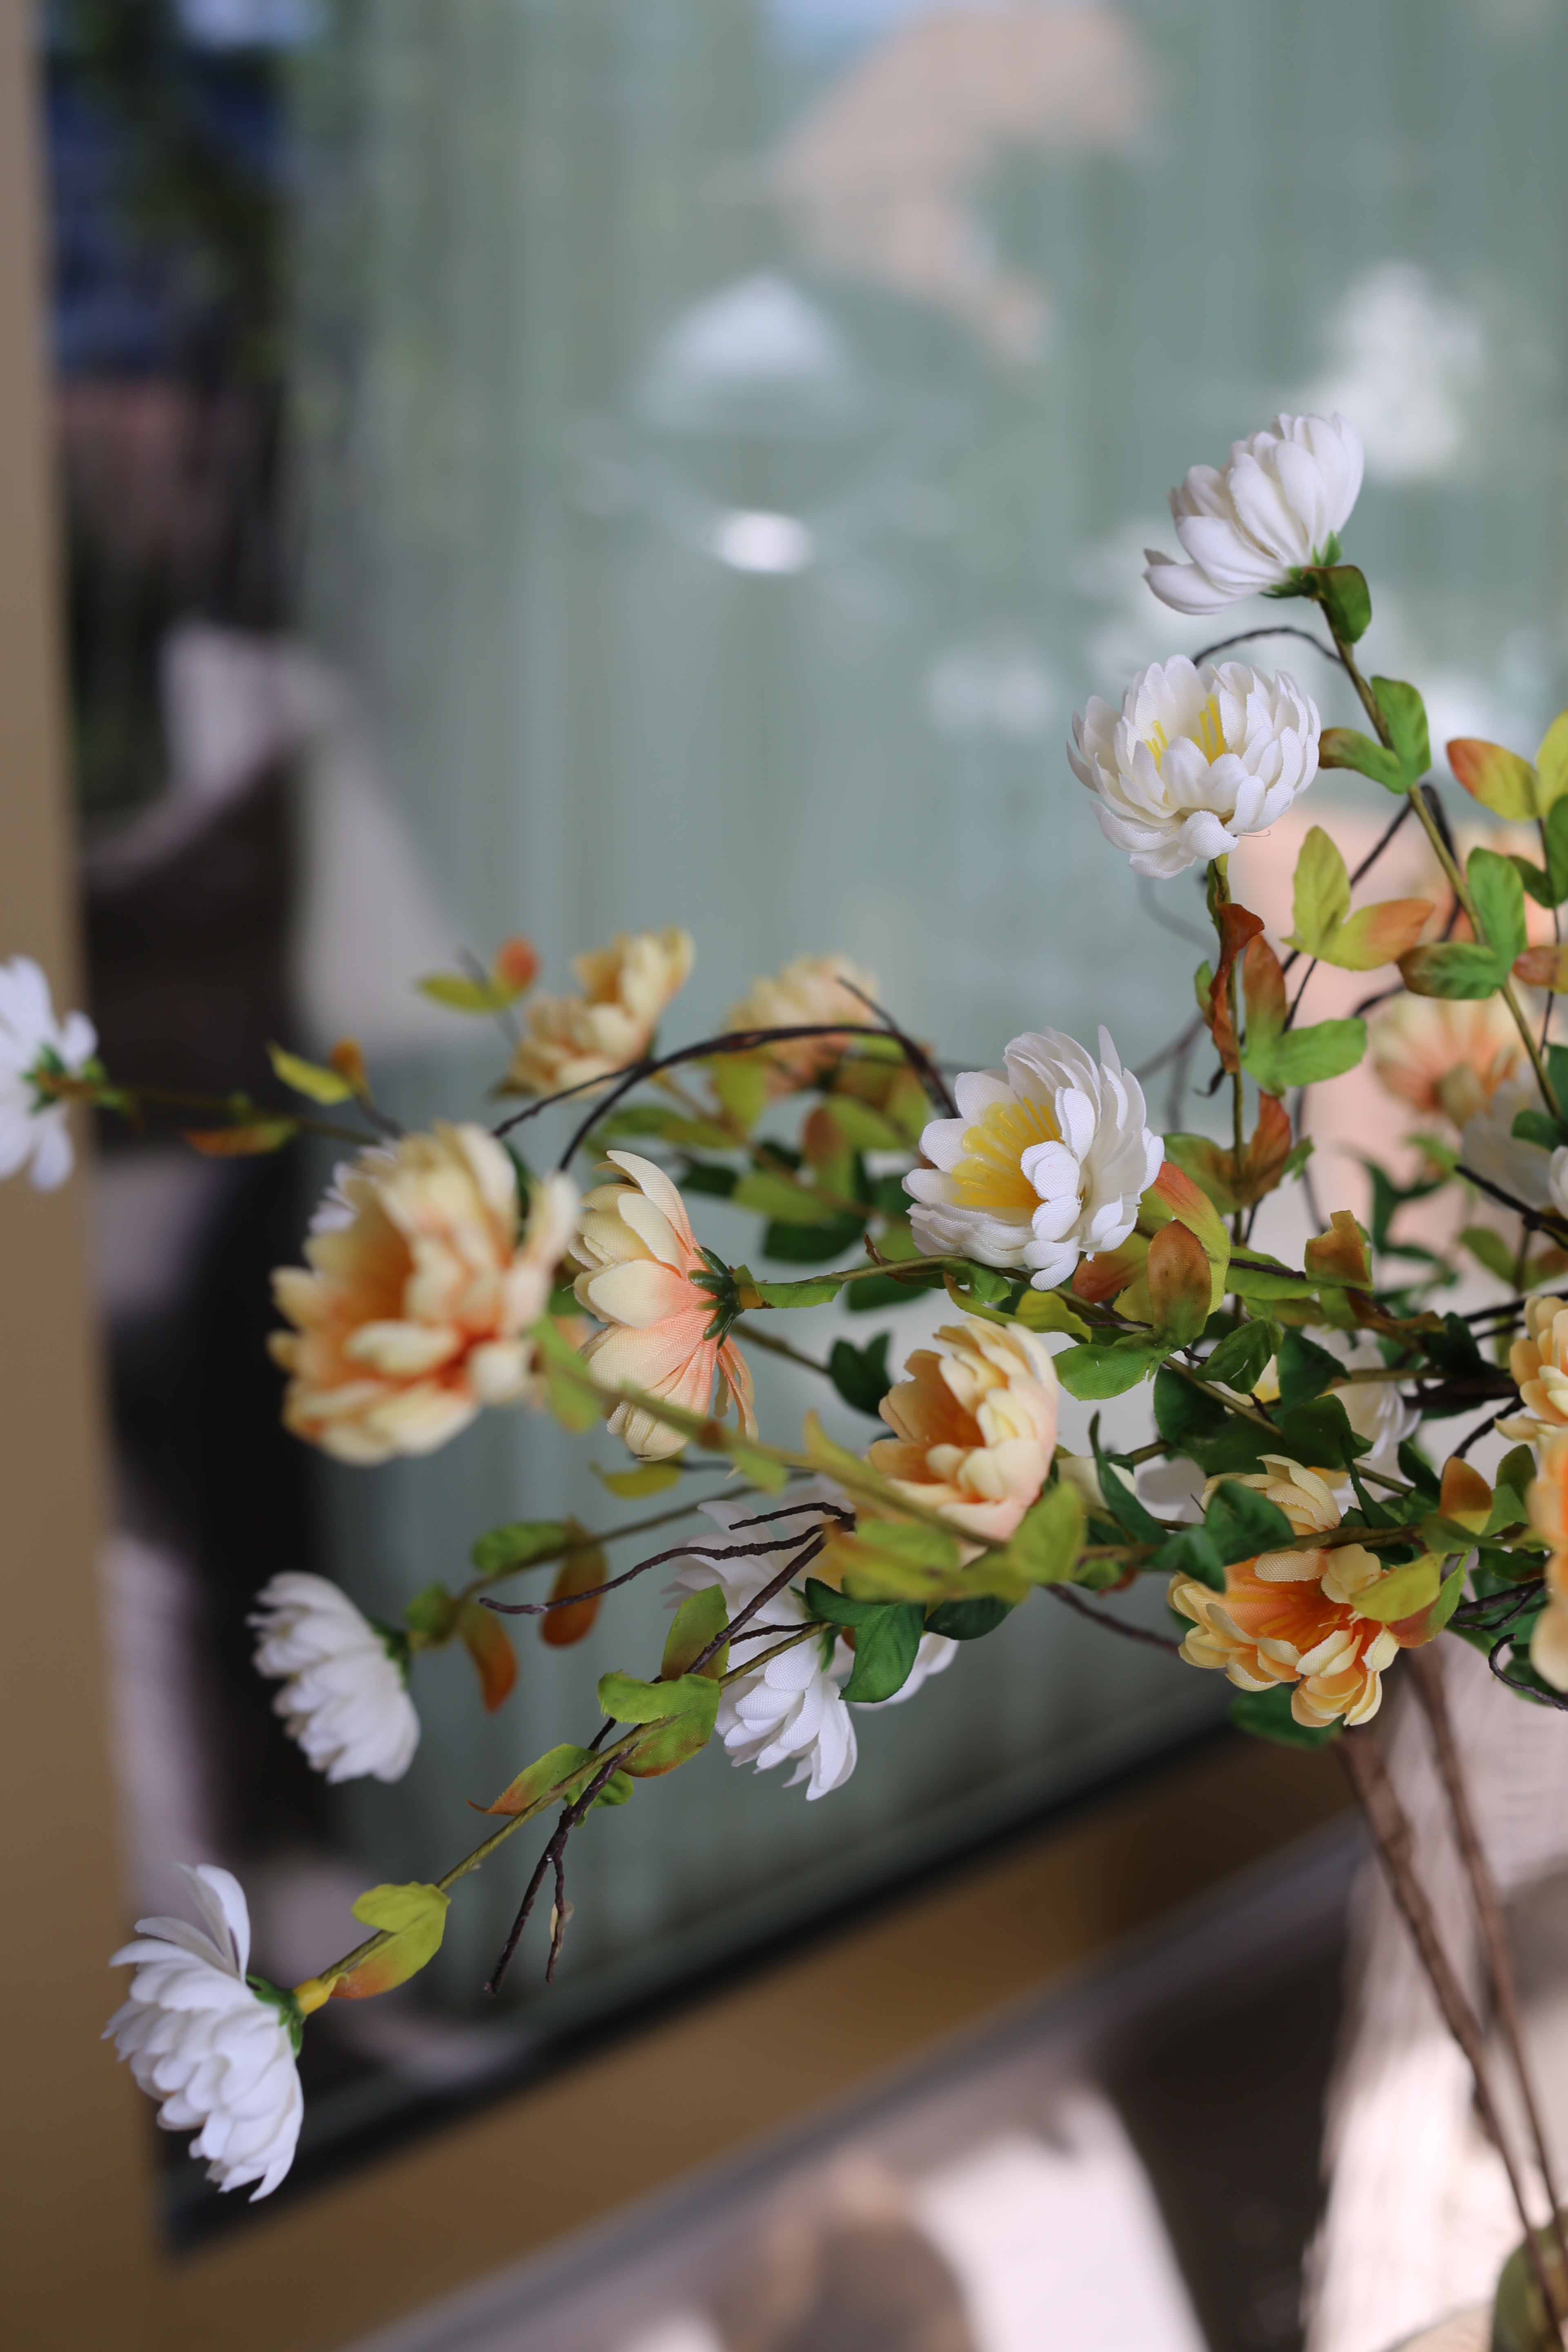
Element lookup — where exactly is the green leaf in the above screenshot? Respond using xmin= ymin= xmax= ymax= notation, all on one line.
xmin=820 ymin=1097 xmax=904 ymax=1152
xmin=1012 ymin=1288 xmax=1091 ymax=1339
xmin=1229 ymin=1684 xmax=1340 ymax=1748
xmin=1153 ymin=1364 xmax=1227 ymax=1451
xmin=1090 ymin=1443 xmax=1165 ymax=1545
xmin=1469 ymin=846 xmax=1528 ymax=966
xmin=597 ymin=1670 xmax=722 ymax=1731
xmin=1354 ymin=1554 xmax=1441 ymax=1624
xmin=1310 ymin=564 xmax=1373 ymax=646
xmin=734 ymin=1171 xmax=843 ymax=1225
xmin=1546 ymin=797 xmax=1568 ymax=903
xmin=662 ymin=1585 xmax=729 ymax=1679
xmin=1372 ymin=677 xmax=1431 ymax=780
xmin=592 ymin=1460 xmax=684 ymax=1499
xmin=762 ymin=1211 xmax=867 ymax=1262
xmin=469 ymin=1520 xmax=570 ymax=1576
xmin=745 ymin=1272 xmax=843 ymax=1307
xmin=989 ymin=1482 xmax=1087 ymax=1587
xmin=591 ymin=1771 xmax=635 ymax=1808
xmin=530 ymin=1319 xmax=605 ymax=1433
xmin=403 ymin=1581 xmax=461 ymax=1641
xmin=333 ymin=1882 xmax=451 ymax=1998
xmin=1054 ymin=1338 xmax=1166 ymax=1399
xmin=416 ymin=973 xmax=516 ymax=1013
xmin=680 ymin=1163 xmax=740 ymax=1200
xmin=1319 ymin=728 xmax=1405 ymax=791
xmin=829 ymin=1333 xmax=894 ymax=1418
xmin=1153 ymin=1525 xmax=1225 ymax=1591
xmin=1204 ymin=1481 xmax=1295 ymax=1565
xmin=1288 ymin=827 xmax=1351 ymax=957
xmin=1498 ymin=1445 xmax=1537 ymax=1503
xmin=1243 ymin=1015 xmax=1367 ymax=1092
xmin=845 ymin=1267 xmax=944 ymax=1311
xmin=831 ymin=1517 xmax=967 ymax=1603
xmin=1512 ymin=1109 xmax=1568 ymax=1153
xmin=1276 ymin=1327 xmax=1341 ymax=1414
xmin=925 ymin=1596 xmax=1013 ymax=1641
xmin=1459 ymin=1224 xmax=1521 ymax=1285
xmin=1399 ymin=1440 xmax=1440 ymax=1498
xmin=842 ymin=1602 xmax=925 ymax=1703
xmin=708 ymin=1054 xmax=769 ymax=1133
xmin=1276 ymin=1394 xmax=1370 ymax=1469
xmin=1203 ymin=1319 xmax=1278 ymax=1396
xmin=267 ymin=1042 xmax=356 ymax=1104
xmin=1399 ymin=940 xmax=1505 ymax=1000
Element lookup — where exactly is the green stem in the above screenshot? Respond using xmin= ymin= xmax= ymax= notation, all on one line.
xmin=743 ymin=1325 xmax=833 ymax=1378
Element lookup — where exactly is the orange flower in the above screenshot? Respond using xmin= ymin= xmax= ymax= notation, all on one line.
xmin=1500 ymin=1294 xmax=1568 ymax=1444
xmin=1527 ymin=1433 xmax=1568 ymax=1690
xmin=505 ymin=928 xmax=694 ymax=1098
xmin=725 ymin=953 xmax=881 ymax=1094
xmin=271 ymin=1128 xmax=578 ymax=1464
xmin=572 ymin=1151 xmax=755 ymax=1461
xmin=867 ymin=1316 xmax=1058 ymax=1545
xmin=1172 ymin=1457 xmax=1419 ymax=1726
xmin=1370 ymin=995 xmax=1523 ymax=1130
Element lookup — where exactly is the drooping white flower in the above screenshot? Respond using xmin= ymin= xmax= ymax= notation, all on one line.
xmin=1143 ymin=412 xmax=1365 ymax=615
xmin=668 ymin=1489 xmax=858 ymax=1800
xmin=905 ymin=1027 xmax=1161 ymax=1290
xmin=1325 ymin=1332 xmax=1419 ymax=1471
xmin=104 ymin=1864 xmax=303 ymax=2201
xmin=1069 ymin=657 xmax=1319 ymax=880
xmin=0 ymin=955 xmax=98 ymax=1190
xmin=250 ymin=1572 xmax=420 ymax=1783
xmin=1461 ymin=1077 xmax=1553 ymax=1211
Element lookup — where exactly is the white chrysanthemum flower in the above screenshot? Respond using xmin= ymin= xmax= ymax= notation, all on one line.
xmin=668 ymin=1489 xmax=858 ymax=1800
xmin=1143 ymin=412 xmax=1364 ymax=615
xmin=0 ymin=954 xmax=98 ymax=1191
xmin=250 ymin=1573 xmax=420 ymax=1783
xmin=1069 ymin=657 xmax=1319 ymax=880
xmin=905 ymin=1027 xmax=1161 ymax=1290
xmin=104 ymin=1864 xmax=303 ymax=2201
xmin=1461 ymin=1077 xmax=1552 ymax=1211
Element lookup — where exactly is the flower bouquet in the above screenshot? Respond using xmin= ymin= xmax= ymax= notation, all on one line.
xmin=19 ymin=412 xmax=1568 ymax=2342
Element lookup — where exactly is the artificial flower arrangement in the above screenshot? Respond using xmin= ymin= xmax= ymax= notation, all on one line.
xmin=14 ymin=410 xmax=1568 ymax=2339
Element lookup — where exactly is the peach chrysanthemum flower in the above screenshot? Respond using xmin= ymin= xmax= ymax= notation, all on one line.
xmin=725 ymin=953 xmax=880 ymax=1094
xmin=270 ymin=1126 xmax=578 ymax=1465
xmin=572 ymin=1150 xmax=755 ymax=1461
xmin=1527 ymin=1432 xmax=1568 ymax=1690
xmin=506 ymin=927 xmax=694 ymax=1098
xmin=1370 ymin=995 xmax=1523 ymax=1131
xmin=1173 ymin=1455 xmax=1422 ymax=1726
xmin=1500 ymin=1294 xmax=1568 ymax=1444
xmin=866 ymin=1316 xmax=1058 ymax=1545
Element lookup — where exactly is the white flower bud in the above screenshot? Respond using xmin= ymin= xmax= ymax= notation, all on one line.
xmin=251 ymin=1573 xmax=421 ymax=1783
xmin=1143 ymin=412 xmax=1364 ymax=615
xmin=0 ymin=955 xmax=98 ymax=1191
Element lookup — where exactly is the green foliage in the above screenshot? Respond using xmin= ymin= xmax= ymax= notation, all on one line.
xmin=1399 ymin=940 xmax=1508 ymax=999
xmin=987 ymin=1483 xmax=1087 ymax=1590
xmin=1308 ymin=564 xmax=1373 ymax=646
xmin=1228 ymin=1684 xmax=1340 ymax=1748
xmin=1398 ymin=1440 xmax=1440 ymax=1498
xmin=1203 ymin=1480 xmax=1295 ymax=1565
xmin=1054 ymin=1336 xmax=1167 ymax=1399
xmin=803 ymin=1579 xmax=924 ymax=1702
xmin=1374 ymin=678 xmax=1431 ymax=781
xmin=469 ymin=1521 xmax=570 ymax=1577
xmin=845 ymin=1267 xmax=944 ymax=1311
xmin=1319 ymin=728 xmax=1406 ymax=793
xmin=1275 ymin=1394 xmax=1370 ymax=1469
xmin=762 ymin=1210 xmax=868 ymax=1263
xmin=1241 ymin=1003 xmax=1367 ymax=1093
xmin=403 ymin=1581 xmax=461 ymax=1641
xmin=829 ymin=1333 xmax=894 ymax=1418
xmin=1275 ymin=1328 xmax=1341 ymax=1414
xmin=1469 ymin=846 xmax=1529 ymax=965
xmin=1203 ymin=1318 xmax=1278 ymax=1396
xmin=662 ymin=1586 xmax=729 ymax=1680
xmin=733 ymin=1171 xmax=830 ymax=1223
xmin=745 ymin=1272 xmax=843 ymax=1307
xmin=1153 ymin=1524 xmax=1225 ymax=1592
xmin=597 ymin=1670 xmax=722 ymax=1728
xmin=926 ymin=1596 xmax=1013 ymax=1641
xmin=1512 ymin=800 xmax=1568 ymax=906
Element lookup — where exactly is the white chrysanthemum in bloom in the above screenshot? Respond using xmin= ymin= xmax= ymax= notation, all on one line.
xmin=0 ymin=954 xmax=98 ymax=1191
xmin=668 ymin=1490 xmax=860 ymax=1800
xmin=905 ymin=1027 xmax=1161 ymax=1290
xmin=1461 ymin=1078 xmax=1553 ymax=1211
xmin=1069 ymin=658 xmax=1320 ymax=880
xmin=1143 ymin=412 xmax=1365 ymax=615
xmin=250 ymin=1573 xmax=419 ymax=1784
xmin=104 ymin=1864 xmax=303 ymax=2201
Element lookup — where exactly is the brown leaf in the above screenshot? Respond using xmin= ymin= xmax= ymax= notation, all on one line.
xmin=539 ymin=1525 xmax=609 ymax=1649
xmin=1207 ymin=904 xmax=1267 ymax=1073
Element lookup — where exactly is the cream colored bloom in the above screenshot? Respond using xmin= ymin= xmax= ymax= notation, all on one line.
xmin=506 ymin=927 xmax=694 ymax=1096
xmin=1370 ymin=995 xmax=1523 ymax=1131
xmin=1170 ymin=1540 xmax=1402 ymax=1728
xmin=1527 ymin=1434 xmax=1568 ymax=1690
xmin=250 ymin=1573 xmax=420 ymax=1783
xmin=0 ymin=954 xmax=98 ymax=1191
xmin=905 ymin=1027 xmax=1160 ymax=1289
xmin=271 ymin=1127 xmax=578 ymax=1464
xmin=1143 ymin=412 xmax=1364 ymax=615
xmin=1069 ymin=657 xmax=1319 ymax=879
xmin=573 ymin=1150 xmax=755 ymax=1460
xmin=668 ymin=1491 xmax=857 ymax=1798
xmin=1200 ymin=1456 xmax=1340 ymax=1536
xmin=725 ymin=953 xmax=880 ymax=1093
xmin=105 ymin=1865 xmax=303 ymax=2200
xmin=867 ymin=1316 xmax=1058 ymax=1545
xmin=1501 ymin=1296 xmax=1568 ymax=1444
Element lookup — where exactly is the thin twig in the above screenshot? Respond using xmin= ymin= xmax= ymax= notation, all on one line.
xmin=1409 ymin=1647 xmax=1568 ymax=2289
xmin=1049 ymin=1585 xmax=1181 ymax=1653
xmin=1454 ymin=1408 xmax=1508 ymax=1461
xmin=1191 ymin=623 xmax=1340 ymax=667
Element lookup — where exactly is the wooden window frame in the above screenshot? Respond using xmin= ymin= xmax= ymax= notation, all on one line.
xmin=0 ymin=11 xmax=1346 ymax=2345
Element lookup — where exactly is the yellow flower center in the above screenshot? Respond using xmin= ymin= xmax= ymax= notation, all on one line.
xmin=1147 ymin=694 xmax=1226 ymax=771
xmin=950 ymin=1096 xmax=1062 ymax=1211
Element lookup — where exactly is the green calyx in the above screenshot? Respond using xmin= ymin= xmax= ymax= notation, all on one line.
xmin=692 ymin=1246 xmax=744 ymax=1342
xmin=247 ymin=1973 xmax=306 ymax=2054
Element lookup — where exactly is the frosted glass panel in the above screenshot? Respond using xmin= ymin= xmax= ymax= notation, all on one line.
xmin=53 ymin=0 xmax=1568 ymax=2225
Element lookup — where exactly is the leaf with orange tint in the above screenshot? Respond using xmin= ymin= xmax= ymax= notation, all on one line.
xmin=537 ymin=1523 xmax=609 ymax=1650
xmin=1204 ymin=904 xmax=1266 ymax=1073
xmin=183 ymin=1118 xmax=298 ymax=1156
xmin=482 ymin=1741 xmax=599 ymax=1819
xmin=1164 ymin=1096 xmax=1299 ymax=1216
xmin=1324 ymin=898 xmax=1434 ymax=971
xmin=328 ymin=1036 xmax=371 ymax=1096
xmin=458 ymin=1599 xmax=517 ymax=1707
xmin=1514 ymin=945 xmax=1568 ymax=991
xmin=1448 ymin=737 xmax=1538 ymax=821
xmin=329 ymin=1882 xmax=449 ymax=2002
xmin=1146 ymin=1219 xmax=1211 ymax=1346
xmin=492 ymin=935 xmax=540 ymax=994
xmin=1439 ymin=1456 xmax=1492 ymax=1531
xmin=1305 ymin=1211 xmax=1371 ymax=1291
xmin=1072 ymin=1233 xmax=1148 ymax=1309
